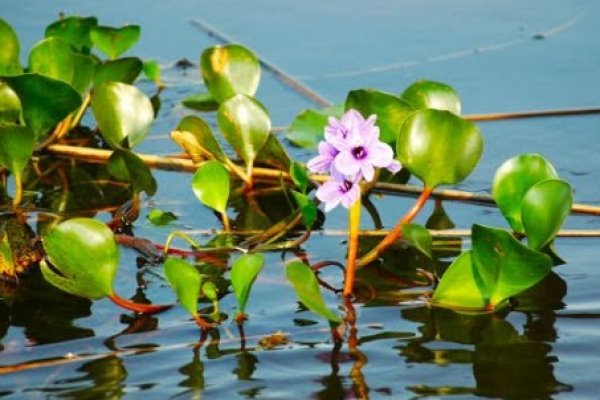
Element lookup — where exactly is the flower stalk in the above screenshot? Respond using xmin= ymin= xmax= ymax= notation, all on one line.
xmin=343 ymin=197 xmax=362 ymax=297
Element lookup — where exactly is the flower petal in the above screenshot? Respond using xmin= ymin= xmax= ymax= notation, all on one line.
xmin=334 ymin=151 xmax=361 ymax=176
xmin=340 ymin=184 xmax=360 ymax=209
xmin=368 ymin=141 xmax=394 ymax=167
xmin=361 ymin=161 xmax=375 ymax=182
xmin=386 ymin=159 xmax=402 ymax=174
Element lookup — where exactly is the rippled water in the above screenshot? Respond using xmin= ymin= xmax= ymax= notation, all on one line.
xmin=2 ymin=1 xmax=600 ymax=398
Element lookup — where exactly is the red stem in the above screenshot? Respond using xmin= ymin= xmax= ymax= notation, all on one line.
xmin=109 ymin=293 xmax=172 ymax=315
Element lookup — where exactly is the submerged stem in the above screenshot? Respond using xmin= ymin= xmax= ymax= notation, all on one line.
xmin=356 ymin=186 xmax=433 ymax=269
xmin=108 ymin=293 xmax=172 ymax=314
xmin=343 ymin=198 xmax=362 ymax=297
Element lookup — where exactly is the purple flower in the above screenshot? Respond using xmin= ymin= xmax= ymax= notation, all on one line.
xmin=316 ymin=176 xmax=361 ymax=212
xmin=306 ymin=141 xmax=339 ymax=174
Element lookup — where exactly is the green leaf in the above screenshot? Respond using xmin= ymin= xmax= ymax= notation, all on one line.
xmin=254 ymin=134 xmax=292 ymax=171
xmin=28 ymin=37 xmax=76 ymax=84
xmin=0 ymin=18 xmax=21 ymax=75
xmin=285 ymin=261 xmax=341 ymax=324
xmin=164 ymin=257 xmax=201 ymax=317
xmin=401 ymin=223 xmax=433 ymax=258
xmin=291 ymin=191 xmax=317 ymax=229
xmin=231 ymin=253 xmax=264 ymax=314
xmin=285 ymin=105 xmax=344 ymax=149
xmin=71 ymin=53 xmax=96 ymax=94
xmin=431 ymin=251 xmax=488 ymax=310
xmin=200 ymin=44 xmax=260 ymax=102
xmin=0 ymin=82 xmax=21 ymax=123
xmin=45 ymin=16 xmax=98 ymax=53
xmin=91 ymin=81 xmax=153 ymax=148
xmin=1 ymin=74 xmax=81 ymax=139
xmin=522 ymin=179 xmax=572 ymax=250
xmin=142 ymin=60 xmax=161 ymax=85
xmin=492 ymin=154 xmax=558 ymax=233
xmin=401 ymin=80 xmax=461 ymax=115
xmin=290 ymin=161 xmax=309 ymax=193
xmin=425 ymin=201 xmax=455 ymax=230
xmin=396 ymin=109 xmax=483 ymax=189
xmin=191 ymin=160 xmax=230 ymax=214
xmin=41 ymin=218 xmax=118 ymax=299
xmin=202 ymin=281 xmax=218 ymax=301
xmin=172 ymin=115 xmax=226 ymax=163
xmin=147 ymin=208 xmax=177 ymax=226
xmin=181 ymin=92 xmax=219 ymax=112
xmin=345 ymin=89 xmax=414 ymax=143
xmin=107 ymin=148 xmax=157 ymax=196
xmin=90 ymin=25 xmax=141 ymax=59
xmin=471 ymin=224 xmax=552 ymax=307
xmin=93 ymin=57 xmax=143 ymax=86
xmin=217 ymin=94 xmax=271 ymax=167
xmin=0 ymin=123 xmax=35 ymax=180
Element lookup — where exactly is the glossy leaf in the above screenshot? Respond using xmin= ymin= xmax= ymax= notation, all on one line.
xmin=522 ymin=179 xmax=572 ymax=250
xmin=172 ymin=115 xmax=226 ymax=163
xmin=291 ymin=191 xmax=317 ymax=229
xmin=0 ymin=82 xmax=21 ymax=123
xmin=285 ymin=261 xmax=341 ymax=324
xmin=147 ymin=209 xmax=177 ymax=226
xmin=254 ymin=134 xmax=292 ymax=171
xmin=0 ymin=124 xmax=35 ymax=180
xmin=45 ymin=16 xmax=98 ymax=53
xmin=93 ymin=57 xmax=143 ymax=86
xmin=28 ymin=37 xmax=75 ymax=84
xmin=202 ymin=281 xmax=218 ymax=302
xmin=290 ymin=161 xmax=309 ymax=193
xmin=492 ymin=154 xmax=558 ymax=233
xmin=431 ymin=251 xmax=487 ymax=310
xmin=345 ymin=89 xmax=414 ymax=143
xmin=0 ymin=18 xmax=21 ymax=75
xmin=41 ymin=218 xmax=118 ymax=299
xmin=91 ymin=81 xmax=153 ymax=148
xmin=181 ymin=92 xmax=220 ymax=112
xmin=217 ymin=94 xmax=271 ymax=166
xmin=200 ymin=44 xmax=260 ymax=102
xmin=401 ymin=80 xmax=461 ymax=115
xmin=231 ymin=253 xmax=264 ymax=314
xmin=142 ymin=60 xmax=161 ymax=85
xmin=71 ymin=53 xmax=96 ymax=94
xmin=397 ymin=109 xmax=483 ymax=188
xmin=402 ymin=223 xmax=433 ymax=258
xmin=285 ymin=105 xmax=344 ymax=149
xmin=192 ymin=160 xmax=230 ymax=214
xmin=2 ymin=74 xmax=81 ymax=139
xmin=164 ymin=257 xmax=201 ymax=316
xmin=107 ymin=148 xmax=157 ymax=196
xmin=90 ymin=25 xmax=141 ymax=59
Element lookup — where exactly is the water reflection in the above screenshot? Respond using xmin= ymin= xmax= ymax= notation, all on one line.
xmin=54 ymin=356 xmax=127 ymax=399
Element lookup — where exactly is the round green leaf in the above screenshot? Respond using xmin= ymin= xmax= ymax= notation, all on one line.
xmin=401 ymin=223 xmax=433 ymax=258
xmin=107 ymin=148 xmax=157 ymax=196
xmin=192 ymin=160 xmax=230 ymax=214
xmin=285 ymin=104 xmax=344 ymax=149
xmin=396 ymin=109 xmax=483 ymax=188
xmin=41 ymin=218 xmax=118 ymax=299
xmin=0 ymin=18 xmax=21 ymax=75
xmin=45 ymin=16 xmax=98 ymax=53
xmin=425 ymin=202 xmax=455 ymax=230
xmin=345 ymin=89 xmax=414 ymax=143
xmin=181 ymin=92 xmax=220 ymax=112
xmin=173 ymin=115 xmax=226 ymax=163
xmin=71 ymin=53 xmax=96 ymax=94
xmin=291 ymin=191 xmax=317 ymax=229
xmin=522 ymin=179 xmax=572 ymax=250
xmin=231 ymin=253 xmax=264 ymax=314
xmin=431 ymin=251 xmax=488 ymax=310
xmin=142 ymin=60 xmax=161 ymax=85
xmin=2 ymin=73 xmax=82 ymax=139
xmin=217 ymin=94 xmax=271 ymax=166
xmin=200 ymin=44 xmax=260 ymax=103
xmin=492 ymin=154 xmax=558 ymax=233
xmin=90 ymin=25 xmax=141 ymax=59
xmin=401 ymin=80 xmax=461 ymax=115
xmin=254 ymin=134 xmax=292 ymax=171
xmin=285 ymin=261 xmax=341 ymax=324
xmin=164 ymin=257 xmax=202 ymax=317
xmin=93 ymin=57 xmax=143 ymax=86
xmin=91 ymin=81 xmax=153 ymax=148
xmin=290 ymin=161 xmax=309 ymax=193
xmin=28 ymin=37 xmax=76 ymax=84
xmin=471 ymin=224 xmax=552 ymax=308
xmin=0 ymin=123 xmax=34 ymax=180
xmin=0 ymin=82 xmax=21 ymax=123
xmin=147 ymin=208 xmax=177 ymax=226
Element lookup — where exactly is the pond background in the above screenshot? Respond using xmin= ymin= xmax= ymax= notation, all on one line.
xmin=1 ymin=0 xmax=600 ymax=398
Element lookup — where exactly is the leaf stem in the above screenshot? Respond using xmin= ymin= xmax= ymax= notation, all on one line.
xmin=355 ymin=186 xmax=433 ymax=269
xmin=162 ymin=231 xmax=203 ymax=255
xmin=221 ymin=212 xmax=231 ymax=232
xmin=108 ymin=293 xmax=172 ymax=314
xmin=343 ymin=198 xmax=362 ymax=297
xmin=70 ymin=93 xmax=91 ymax=129
xmin=12 ymin=175 xmax=23 ymax=208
